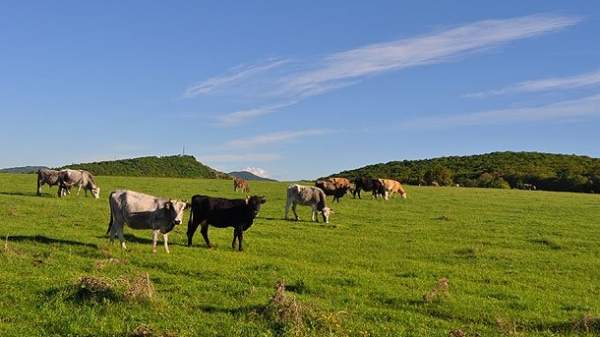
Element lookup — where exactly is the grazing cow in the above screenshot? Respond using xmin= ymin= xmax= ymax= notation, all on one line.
xmin=37 ymin=169 xmax=61 ymax=196
xmin=285 ymin=184 xmax=333 ymax=223
xmin=58 ymin=169 xmax=100 ymax=199
xmin=379 ymin=178 xmax=407 ymax=200
xmin=315 ymin=180 xmax=349 ymax=203
xmin=107 ymin=190 xmax=188 ymax=253
xmin=233 ymin=177 xmax=250 ymax=193
xmin=187 ymin=195 xmax=266 ymax=251
xmin=353 ymin=177 xmax=385 ymax=199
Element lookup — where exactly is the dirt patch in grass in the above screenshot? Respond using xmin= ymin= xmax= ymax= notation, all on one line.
xmin=423 ymin=278 xmax=449 ymax=303
xmin=95 ymin=258 xmax=128 ymax=270
xmin=129 ymin=324 xmax=177 ymax=337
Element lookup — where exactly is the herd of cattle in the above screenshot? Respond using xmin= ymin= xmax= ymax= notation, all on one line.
xmin=35 ymin=169 xmax=407 ymax=252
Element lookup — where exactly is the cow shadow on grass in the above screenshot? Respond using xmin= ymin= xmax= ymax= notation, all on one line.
xmin=94 ymin=233 xmax=188 ymax=246
xmin=0 ymin=191 xmax=44 ymax=198
xmin=8 ymin=235 xmax=98 ymax=249
xmin=196 ymin=304 xmax=266 ymax=316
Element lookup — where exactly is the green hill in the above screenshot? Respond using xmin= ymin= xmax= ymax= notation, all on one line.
xmin=61 ymin=155 xmax=229 ymax=179
xmin=331 ymin=151 xmax=600 ymax=193
xmin=228 ymin=171 xmax=277 ymax=182
xmin=0 ymin=166 xmax=48 ymax=174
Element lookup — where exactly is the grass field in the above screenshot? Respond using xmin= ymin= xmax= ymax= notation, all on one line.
xmin=1 ymin=173 xmax=600 ymax=337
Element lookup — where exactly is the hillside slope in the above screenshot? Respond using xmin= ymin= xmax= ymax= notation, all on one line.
xmin=228 ymin=171 xmax=276 ymax=181
xmin=62 ymin=155 xmax=228 ymax=179
xmin=331 ymin=151 xmax=600 ymax=193
xmin=0 ymin=166 xmax=48 ymax=174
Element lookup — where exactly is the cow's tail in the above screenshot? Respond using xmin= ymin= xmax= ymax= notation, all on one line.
xmin=106 ymin=191 xmax=115 ymax=235
xmin=187 ymin=203 xmax=194 ymax=228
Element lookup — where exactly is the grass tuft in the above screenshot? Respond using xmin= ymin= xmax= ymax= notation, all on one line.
xmin=122 ymin=272 xmax=155 ymax=302
xmin=448 ymin=328 xmax=466 ymax=337
xmin=75 ymin=276 xmax=118 ymax=302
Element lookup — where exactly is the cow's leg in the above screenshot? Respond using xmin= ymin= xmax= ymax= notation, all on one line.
xmin=200 ymin=221 xmax=212 ymax=248
xmin=311 ymin=206 xmax=318 ymax=222
xmin=163 ymin=233 xmax=170 ymax=254
xmin=118 ymin=229 xmax=127 ymax=250
xmin=284 ymin=200 xmax=291 ymax=220
xmin=77 ymin=184 xmax=82 ymax=196
xmin=231 ymin=228 xmax=238 ymax=249
xmin=238 ymin=230 xmax=244 ymax=251
xmin=187 ymin=220 xmax=199 ymax=247
xmin=292 ymin=203 xmax=300 ymax=221
xmin=152 ymin=230 xmax=159 ymax=253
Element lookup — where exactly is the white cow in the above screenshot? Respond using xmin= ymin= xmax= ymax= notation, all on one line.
xmin=285 ymin=184 xmax=333 ymax=223
xmin=107 ymin=190 xmax=188 ymax=253
xmin=58 ymin=169 xmax=100 ymax=198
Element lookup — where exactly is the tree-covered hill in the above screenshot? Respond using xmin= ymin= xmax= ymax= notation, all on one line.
xmin=61 ymin=155 xmax=229 ymax=179
xmin=330 ymin=151 xmax=600 ymax=193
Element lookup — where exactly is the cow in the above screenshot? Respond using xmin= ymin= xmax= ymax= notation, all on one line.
xmin=107 ymin=190 xmax=188 ymax=253
xmin=285 ymin=184 xmax=333 ymax=223
xmin=379 ymin=178 xmax=407 ymax=200
xmin=353 ymin=177 xmax=385 ymax=199
xmin=315 ymin=179 xmax=349 ymax=203
xmin=233 ymin=177 xmax=250 ymax=193
xmin=57 ymin=169 xmax=100 ymax=199
xmin=187 ymin=195 xmax=266 ymax=251
xmin=37 ymin=169 xmax=61 ymax=196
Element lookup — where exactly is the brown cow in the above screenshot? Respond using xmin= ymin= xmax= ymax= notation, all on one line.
xmin=379 ymin=178 xmax=407 ymax=200
xmin=317 ymin=177 xmax=352 ymax=203
xmin=233 ymin=177 xmax=250 ymax=193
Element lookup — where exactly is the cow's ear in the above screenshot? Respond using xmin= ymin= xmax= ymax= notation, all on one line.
xmin=185 ymin=202 xmax=192 ymax=209
xmin=260 ymin=196 xmax=266 ymax=204
xmin=165 ymin=201 xmax=172 ymax=210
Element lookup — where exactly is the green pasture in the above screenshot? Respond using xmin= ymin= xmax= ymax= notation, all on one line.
xmin=0 ymin=174 xmax=599 ymax=336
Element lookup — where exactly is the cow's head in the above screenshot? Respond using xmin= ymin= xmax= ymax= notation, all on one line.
xmin=163 ymin=199 xmax=188 ymax=232
xmin=246 ymin=195 xmax=267 ymax=216
xmin=321 ymin=207 xmax=334 ymax=223
xmin=91 ymin=186 xmax=100 ymax=199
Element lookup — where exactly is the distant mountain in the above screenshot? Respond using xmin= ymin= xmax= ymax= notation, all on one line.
xmin=228 ymin=171 xmax=276 ymax=181
xmin=0 ymin=166 xmax=48 ymax=174
xmin=62 ymin=155 xmax=229 ymax=179
xmin=329 ymin=151 xmax=600 ymax=193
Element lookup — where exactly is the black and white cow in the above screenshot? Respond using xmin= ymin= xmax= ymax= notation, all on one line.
xmin=285 ymin=184 xmax=333 ymax=223
xmin=107 ymin=190 xmax=188 ymax=253
xmin=187 ymin=195 xmax=266 ymax=251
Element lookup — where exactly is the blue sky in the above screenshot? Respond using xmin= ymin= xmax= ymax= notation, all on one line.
xmin=1 ymin=1 xmax=599 ymax=180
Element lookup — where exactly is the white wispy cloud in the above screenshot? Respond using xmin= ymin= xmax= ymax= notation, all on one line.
xmin=401 ymin=93 xmax=600 ymax=129
xmin=243 ymin=167 xmax=270 ymax=178
xmin=215 ymin=101 xmax=297 ymax=127
xmin=183 ymin=58 xmax=289 ymax=97
xmin=197 ymin=153 xmax=282 ymax=163
xmin=465 ymin=69 xmax=600 ymax=98
xmin=225 ymin=129 xmax=333 ymax=148
xmin=184 ymin=14 xmax=581 ymax=125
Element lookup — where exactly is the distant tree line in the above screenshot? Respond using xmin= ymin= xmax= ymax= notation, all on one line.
xmin=62 ymin=155 xmax=229 ymax=179
xmin=331 ymin=152 xmax=600 ymax=193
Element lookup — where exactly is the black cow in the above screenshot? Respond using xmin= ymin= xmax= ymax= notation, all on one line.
xmin=353 ymin=177 xmax=385 ymax=199
xmin=187 ymin=195 xmax=266 ymax=251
